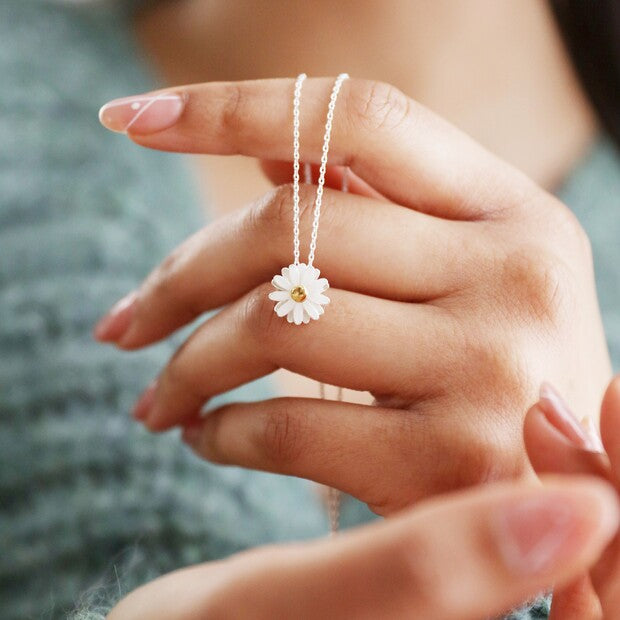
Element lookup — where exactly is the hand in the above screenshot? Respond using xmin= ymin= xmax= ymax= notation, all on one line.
xmin=95 ymin=78 xmax=611 ymax=514
xmin=524 ymin=377 xmax=620 ymax=618
xmin=107 ymin=475 xmax=618 ymax=620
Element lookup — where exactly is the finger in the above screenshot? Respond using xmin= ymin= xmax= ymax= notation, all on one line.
xmin=140 ymin=285 xmax=449 ymax=431
xmin=600 ymin=376 xmax=620 ymax=484
xmin=524 ymin=403 xmax=610 ymax=481
xmin=108 ymin=479 xmax=619 ymax=620
xmin=259 ymin=160 xmax=385 ymax=199
xmin=101 ymin=78 xmax=536 ymax=219
xmin=100 ymin=184 xmax=472 ymax=349
xmin=180 ymin=396 xmax=519 ymax=514
xmin=549 ymin=575 xmax=602 ymax=620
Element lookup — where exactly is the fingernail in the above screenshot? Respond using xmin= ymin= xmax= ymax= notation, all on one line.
xmin=99 ymin=92 xmax=185 ymax=134
xmin=93 ymin=291 xmax=138 ymax=343
xmin=539 ymin=382 xmax=597 ymax=451
xmin=133 ymin=381 xmax=158 ymax=421
xmin=495 ymin=490 xmax=617 ymax=575
xmin=581 ymin=416 xmax=605 ymax=453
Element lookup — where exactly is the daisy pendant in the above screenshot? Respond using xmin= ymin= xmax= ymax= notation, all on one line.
xmin=269 ymin=263 xmax=330 ymax=325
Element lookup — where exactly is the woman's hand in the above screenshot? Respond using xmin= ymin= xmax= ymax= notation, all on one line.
xmin=107 ymin=475 xmax=618 ymax=620
xmin=96 ymin=78 xmax=611 ymax=514
xmin=524 ymin=377 xmax=620 ymax=618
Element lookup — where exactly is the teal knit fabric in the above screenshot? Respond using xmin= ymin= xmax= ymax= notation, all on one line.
xmin=0 ymin=3 xmax=372 ymax=619
xmin=1 ymin=2 xmax=618 ymax=619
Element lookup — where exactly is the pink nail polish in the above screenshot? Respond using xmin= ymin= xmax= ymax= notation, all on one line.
xmin=581 ymin=416 xmax=605 ymax=453
xmin=495 ymin=495 xmax=585 ymax=575
xmin=539 ymin=382 xmax=597 ymax=451
xmin=133 ymin=381 xmax=158 ymax=421
xmin=93 ymin=291 xmax=138 ymax=343
xmin=98 ymin=92 xmax=185 ymax=134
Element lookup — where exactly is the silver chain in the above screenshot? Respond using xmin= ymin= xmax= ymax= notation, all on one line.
xmin=293 ymin=74 xmax=349 ymax=535
xmin=292 ymin=73 xmax=306 ymax=266
xmin=292 ymin=73 xmax=349 ymax=267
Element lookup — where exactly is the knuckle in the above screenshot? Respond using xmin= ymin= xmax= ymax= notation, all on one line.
xmin=245 ymin=183 xmax=319 ymax=243
xmin=547 ymin=198 xmax=593 ymax=260
xmin=260 ymin=404 xmax=306 ymax=467
xmin=240 ymin=283 xmax=287 ymax=347
xmin=218 ymin=82 xmax=244 ymax=137
xmin=498 ymin=246 xmax=570 ymax=324
xmin=347 ymin=79 xmax=412 ymax=132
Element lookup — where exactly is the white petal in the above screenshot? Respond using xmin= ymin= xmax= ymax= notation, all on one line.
xmin=275 ymin=299 xmax=295 ymax=317
xmin=288 ymin=264 xmax=301 ymax=286
xmin=272 ymin=274 xmax=291 ymax=291
xmin=269 ymin=290 xmax=290 ymax=302
xmin=303 ymin=300 xmax=320 ymax=320
xmin=306 ymin=300 xmax=324 ymax=316
xmin=314 ymin=293 xmax=330 ymax=306
xmin=282 ymin=266 xmax=290 ymax=281
xmin=302 ymin=311 xmax=310 ymax=324
xmin=293 ymin=302 xmax=304 ymax=325
xmin=315 ymin=277 xmax=329 ymax=293
xmin=301 ymin=266 xmax=317 ymax=287
xmin=286 ymin=311 xmax=294 ymax=323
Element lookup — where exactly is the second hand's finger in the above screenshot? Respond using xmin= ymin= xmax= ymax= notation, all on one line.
xmin=108 ymin=479 xmax=619 ymax=620
xmin=600 ymin=376 xmax=620 ymax=486
xmin=524 ymin=403 xmax=610 ymax=481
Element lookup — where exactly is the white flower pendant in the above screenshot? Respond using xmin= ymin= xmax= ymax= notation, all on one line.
xmin=269 ymin=263 xmax=330 ymax=325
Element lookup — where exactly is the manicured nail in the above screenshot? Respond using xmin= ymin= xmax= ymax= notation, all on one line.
xmin=539 ymin=382 xmax=597 ymax=451
xmin=133 ymin=381 xmax=158 ymax=421
xmin=99 ymin=92 xmax=185 ymax=134
xmin=581 ymin=416 xmax=605 ymax=453
xmin=495 ymin=490 xmax=618 ymax=575
xmin=93 ymin=291 xmax=138 ymax=342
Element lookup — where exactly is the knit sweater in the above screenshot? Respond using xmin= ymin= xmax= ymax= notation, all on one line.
xmin=1 ymin=2 xmax=618 ymax=619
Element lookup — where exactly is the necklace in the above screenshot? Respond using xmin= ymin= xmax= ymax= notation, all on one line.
xmin=270 ymin=74 xmax=349 ymax=534
xmin=269 ymin=73 xmax=349 ymax=325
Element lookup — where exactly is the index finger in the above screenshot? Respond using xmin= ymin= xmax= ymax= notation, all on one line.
xmin=99 ymin=77 xmax=537 ymax=220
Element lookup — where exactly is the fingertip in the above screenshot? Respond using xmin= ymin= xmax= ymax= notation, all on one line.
xmin=600 ymin=374 xmax=620 ymax=475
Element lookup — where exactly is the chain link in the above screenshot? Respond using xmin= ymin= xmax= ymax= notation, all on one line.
xmin=292 ymin=73 xmax=349 ymax=267
xmin=292 ymin=73 xmax=306 ymax=266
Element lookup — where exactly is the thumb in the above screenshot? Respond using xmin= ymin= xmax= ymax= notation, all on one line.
xmin=109 ymin=478 xmax=619 ymax=620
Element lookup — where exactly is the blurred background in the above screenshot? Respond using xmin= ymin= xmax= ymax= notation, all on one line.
xmin=1 ymin=1 xmax=619 ymax=618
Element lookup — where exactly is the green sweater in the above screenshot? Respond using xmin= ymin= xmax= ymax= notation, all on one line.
xmin=1 ymin=2 xmax=618 ymax=619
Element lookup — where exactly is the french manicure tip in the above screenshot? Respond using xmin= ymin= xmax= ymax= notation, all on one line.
xmin=98 ymin=92 xmax=185 ymax=135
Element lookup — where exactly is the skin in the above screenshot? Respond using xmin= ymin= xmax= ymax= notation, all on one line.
xmin=108 ymin=377 xmax=620 ymax=619
xmin=96 ymin=2 xmax=615 ymax=614
xmin=134 ymin=0 xmax=596 ymax=198
xmin=95 ymin=77 xmax=611 ymax=516
xmin=132 ymin=0 xmax=599 ymax=406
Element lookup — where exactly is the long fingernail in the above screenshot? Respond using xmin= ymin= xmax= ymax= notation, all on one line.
xmin=581 ymin=416 xmax=605 ymax=453
xmin=99 ymin=92 xmax=185 ymax=134
xmin=539 ymin=382 xmax=597 ymax=451
xmin=133 ymin=381 xmax=158 ymax=421
xmin=93 ymin=291 xmax=138 ymax=342
xmin=495 ymin=490 xmax=617 ymax=575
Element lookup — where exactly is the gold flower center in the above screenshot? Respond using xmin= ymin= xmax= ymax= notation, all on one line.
xmin=290 ymin=285 xmax=307 ymax=302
